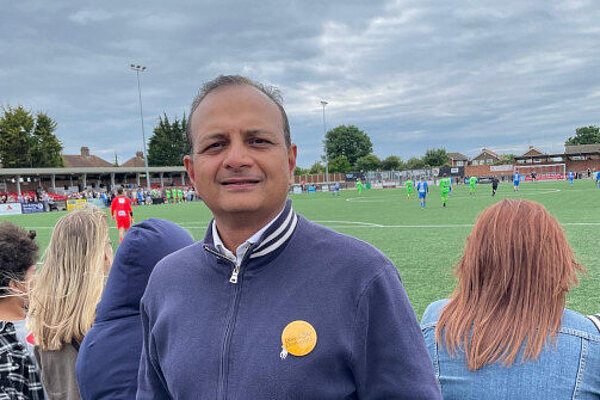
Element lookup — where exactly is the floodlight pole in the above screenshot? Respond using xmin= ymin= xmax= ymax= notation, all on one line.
xmin=321 ymin=100 xmax=329 ymax=187
xmin=130 ymin=64 xmax=151 ymax=191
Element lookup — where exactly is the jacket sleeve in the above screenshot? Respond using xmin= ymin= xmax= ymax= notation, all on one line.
xmin=350 ymin=265 xmax=442 ymax=400
xmin=136 ymin=301 xmax=171 ymax=400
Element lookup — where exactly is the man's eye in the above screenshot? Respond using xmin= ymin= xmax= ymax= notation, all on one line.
xmin=250 ymin=138 xmax=270 ymax=145
xmin=204 ymin=142 xmax=224 ymax=151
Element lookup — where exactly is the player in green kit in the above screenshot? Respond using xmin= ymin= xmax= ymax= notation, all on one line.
xmin=469 ymin=176 xmax=477 ymax=196
xmin=165 ymin=188 xmax=171 ymax=204
xmin=405 ymin=179 xmax=414 ymax=199
xmin=440 ymin=174 xmax=452 ymax=208
xmin=356 ymin=179 xmax=363 ymax=195
xmin=178 ymin=188 xmax=184 ymax=202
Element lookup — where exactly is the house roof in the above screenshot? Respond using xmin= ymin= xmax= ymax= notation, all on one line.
xmin=472 ymin=148 xmax=502 ymax=161
xmin=122 ymin=151 xmax=146 ymax=168
xmin=62 ymin=155 xmax=113 ymax=168
xmin=564 ymin=143 xmax=600 ymax=155
xmin=447 ymin=152 xmax=469 ymax=161
xmin=522 ymin=146 xmax=546 ymax=156
xmin=62 ymin=146 xmax=112 ymax=168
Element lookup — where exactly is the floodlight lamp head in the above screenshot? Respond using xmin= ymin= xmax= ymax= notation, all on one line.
xmin=320 ymin=100 xmax=328 ymax=106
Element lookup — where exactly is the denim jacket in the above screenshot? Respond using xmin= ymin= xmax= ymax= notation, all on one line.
xmin=421 ymin=300 xmax=600 ymax=400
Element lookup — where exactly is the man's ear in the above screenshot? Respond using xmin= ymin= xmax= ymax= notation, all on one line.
xmin=287 ymin=144 xmax=297 ymax=185
xmin=183 ymin=155 xmax=197 ymax=193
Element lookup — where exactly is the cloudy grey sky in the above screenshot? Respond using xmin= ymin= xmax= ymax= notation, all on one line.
xmin=2 ymin=0 xmax=599 ymax=167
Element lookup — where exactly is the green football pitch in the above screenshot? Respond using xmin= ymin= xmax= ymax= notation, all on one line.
xmin=3 ymin=180 xmax=599 ymax=317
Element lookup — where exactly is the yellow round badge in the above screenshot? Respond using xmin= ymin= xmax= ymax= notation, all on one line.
xmin=281 ymin=320 xmax=317 ymax=357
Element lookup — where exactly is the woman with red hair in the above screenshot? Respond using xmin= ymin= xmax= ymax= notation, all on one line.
xmin=421 ymin=199 xmax=600 ymax=399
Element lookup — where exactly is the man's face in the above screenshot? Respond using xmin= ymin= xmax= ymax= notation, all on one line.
xmin=184 ymin=85 xmax=297 ymax=222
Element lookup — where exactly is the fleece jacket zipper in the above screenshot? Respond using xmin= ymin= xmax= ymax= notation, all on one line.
xmin=204 ymin=244 xmax=255 ymax=400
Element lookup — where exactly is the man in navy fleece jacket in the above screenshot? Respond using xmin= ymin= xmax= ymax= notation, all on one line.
xmin=137 ymin=75 xmax=441 ymax=400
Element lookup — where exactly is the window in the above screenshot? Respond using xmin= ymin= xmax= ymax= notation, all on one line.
xmin=456 ymin=161 xmax=464 ymax=167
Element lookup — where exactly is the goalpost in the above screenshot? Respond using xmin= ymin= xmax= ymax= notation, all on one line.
xmin=514 ymin=163 xmax=566 ymax=181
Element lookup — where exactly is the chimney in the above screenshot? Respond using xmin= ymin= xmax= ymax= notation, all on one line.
xmin=81 ymin=147 xmax=90 ymax=158
xmin=136 ymin=151 xmax=144 ymax=159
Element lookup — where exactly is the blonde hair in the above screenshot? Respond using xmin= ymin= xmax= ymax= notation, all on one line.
xmin=28 ymin=207 xmax=110 ymax=350
xmin=436 ymin=199 xmax=583 ymax=370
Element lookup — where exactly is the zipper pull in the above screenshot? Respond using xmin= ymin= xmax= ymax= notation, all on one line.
xmin=229 ymin=266 xmax=240 ymax=284
xmin=280 ymin=345 xmax=288 ymax=360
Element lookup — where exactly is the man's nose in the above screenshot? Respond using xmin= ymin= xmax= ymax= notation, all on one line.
xmin=223 ymin=140 xmax=252 ymax=169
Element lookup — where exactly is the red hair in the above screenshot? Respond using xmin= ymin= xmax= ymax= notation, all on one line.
xmin=436 ymin=199 xmax=583 ymax=370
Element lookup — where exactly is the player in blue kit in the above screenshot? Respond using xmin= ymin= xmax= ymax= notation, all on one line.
xmin=596 ymin=170 xmax=600 ymax=190
xmin=513 ymin=171 xmax=521 ymax=192
xmin=417 ymin=177 xmax=429 ymax=209
xmin=568 ymin=171 xmax=574 ymax=186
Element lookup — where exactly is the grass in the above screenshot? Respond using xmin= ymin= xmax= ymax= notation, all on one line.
xmin=4 ymin=179 xmax=599 ymax=318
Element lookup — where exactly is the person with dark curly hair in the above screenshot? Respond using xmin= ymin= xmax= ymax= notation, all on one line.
xmin=0 ymin=222 xmax=45 ymax=399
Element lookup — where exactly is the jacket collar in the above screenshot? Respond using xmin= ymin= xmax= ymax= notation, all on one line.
xmin=204 ymin=199 xmax=297 ymax=262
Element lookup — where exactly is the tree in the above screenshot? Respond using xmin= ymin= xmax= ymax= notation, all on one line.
xmin=355 ymin=154 xmax=381 ymax=172
xmin=405 ymin=157 xmax=426 ymax=170
xmin=113 ymin=152 xmax=119 ymax=167
xmin=309 ymin=161 xmax=324 ymax=174
xmin=495 ymin=153 xmax=516 ymax=165
xmin=30 ymin=112 xmax=63 ymax=167
xmin=0 ymin=106 xmax=63 ymax=168
xmin=0 ymin=106 xmax=34 ymax=168
xmin=565 ymin=125 xmax=600 ymax=146
xmin=148 ymin=113 xmax=188 ymax=166
xmin=328 ymin=155 xmax=352 ymax=173
xmin=380 ymin=155 xmax=402 ymax=171
xmin=325 ymin=125 xmax=373 ymax=166
xmin=294 ymin=166 xmax=309 ymax=175
xmin=422 ymin=148 xmax=449 ymax=167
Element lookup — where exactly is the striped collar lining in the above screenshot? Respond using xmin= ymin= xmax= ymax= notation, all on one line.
xmin=589 ymin=314 xmax=600 ymax=332
xmin=250 ymin=207 xmax=297 ymax=259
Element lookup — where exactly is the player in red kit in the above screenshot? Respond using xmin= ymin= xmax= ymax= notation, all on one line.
xmin=111 ymin=188 xmax=134 ymax=242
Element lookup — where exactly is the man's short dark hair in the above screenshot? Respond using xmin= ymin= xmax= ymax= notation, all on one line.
xmin=187 ymin=75 xmax=291 ymax=153
xmin=0 ymin=222 xmax=38 ymax=296
xmin=117 ymin=188 xmax=124 ymax=195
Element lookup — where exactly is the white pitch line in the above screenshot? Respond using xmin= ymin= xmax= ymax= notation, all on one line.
xmin=345 ymin=189 xmax=562 ymax=203
xmin=313 ymin=220 xmax=384 ymax=227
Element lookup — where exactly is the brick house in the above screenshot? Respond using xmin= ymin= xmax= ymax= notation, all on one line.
xmin=469 ymin=148 xmax=502 ymax=166
xmin=122 ymin=151 xmax=146 ymax=168
xmin=447 ymin=152 xmax=469 ymax=167
xmin=62 ymin=147 xmax=112 ymax=168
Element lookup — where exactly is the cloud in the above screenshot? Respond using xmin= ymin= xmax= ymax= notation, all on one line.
xmin=69 ymin=9 xmax=113 ymax=25
xmin=2 ymin=0 xmax=600 ymax=168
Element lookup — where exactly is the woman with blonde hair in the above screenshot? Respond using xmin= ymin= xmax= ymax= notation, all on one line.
xmin=28 ymin=207 xmax=113 ymax=400
xmin=421 ymin=199 xmax=600 ymax=399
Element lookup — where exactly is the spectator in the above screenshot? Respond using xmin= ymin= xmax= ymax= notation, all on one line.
xmin=421 ymin=199 xmax=599 ymax=399
xmin=28 ymin=207 xmax=112 ymax=400
xmin=76 ymin=219 xmax=194 ymax=400
xmin=137 ymin=75 xmax=440 ymax=399
xmin=0 ymin=223 xmax=45 ymax=399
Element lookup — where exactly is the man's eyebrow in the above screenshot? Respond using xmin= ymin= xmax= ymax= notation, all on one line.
xmin=244 ymin=129 xmax=277 ymax=137
xmin=198 ymin=133 xmax=228 ymax=143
